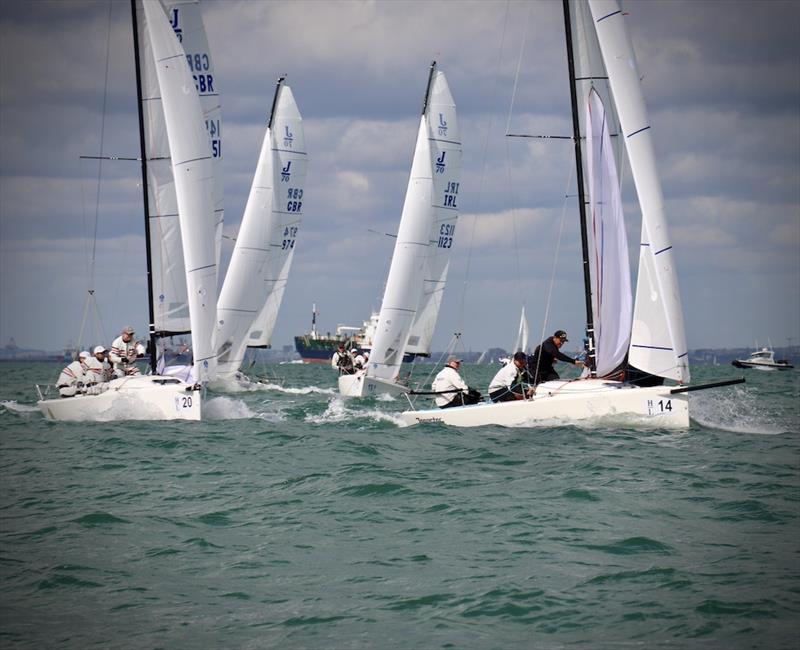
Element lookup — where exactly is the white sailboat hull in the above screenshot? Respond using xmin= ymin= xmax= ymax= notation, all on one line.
xmin=338 ymin=371 xmax=409 ymax=398
xmin=400 ymin=379 xmax=689 ymax=429
xmin=37 ymin=375 xmax=201 ymax=421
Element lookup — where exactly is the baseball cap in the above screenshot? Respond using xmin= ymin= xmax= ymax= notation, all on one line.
xmin=446 ymin=355 xmax=463 ymax=364
xmin=93 ymin=346 xmax=106 ymax=354
xmin=123 ymin=326 xmax=135 ymax=334
xmin=554 ymin=330 xmax=568 ymax=341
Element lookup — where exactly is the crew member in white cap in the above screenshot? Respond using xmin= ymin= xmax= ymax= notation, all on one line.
xmin=84 ymin=346 xmax=112 ymax=389
xmin=109 ymin=326 xmax=143 ymax=377
xmin=56 ymin=351 xmax=90 ymax=397
xmin=430 ymin=356 xmax=482 ymax=408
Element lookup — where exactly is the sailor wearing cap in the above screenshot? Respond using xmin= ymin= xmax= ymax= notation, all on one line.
xmin=84 ymin=346 xmax=112 ymax=388
xmin=488 ymin=351 xmax=532 ymax=402
xmin=527 ymin=330 xmax=584 ymax=385
xmin=56 ymin=351 xmax=91 ymax=397
xmin=430 ymin=356 xmax=482 ymax=408
xmin=109 ymin=326 xmax=143 ymax=377
xmin=331 ymin=342 xmax=356 ymax=374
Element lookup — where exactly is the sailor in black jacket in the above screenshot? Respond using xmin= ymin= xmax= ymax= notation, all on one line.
xmin=527 ymin=330 xmax=584 ymax=384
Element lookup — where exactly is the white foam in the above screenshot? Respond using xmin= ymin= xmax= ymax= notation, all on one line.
xmin=690 ymin=386 xmax=787 ymax=434
xmin=1 ymin=400 xmax=41 ymax=414
xmin=305 ymin=396 xmax=407 ymax=427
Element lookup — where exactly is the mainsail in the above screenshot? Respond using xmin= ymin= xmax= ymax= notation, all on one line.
xmin=366 ymin=63 xmax=459 ymax=382
xmin=215 ymin=79 xmax=308 ymax=378
xmin=589 ymin=0 xmax=690 ymax=383
xmin=143 ymin=0 xmax=217 ymax=381
xmin=404 ymin=69 xmax=462 ymax=356
xmin=136 ymin=0 xmax=222 ymax=340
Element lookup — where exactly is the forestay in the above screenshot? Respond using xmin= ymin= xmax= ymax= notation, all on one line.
xmin=215 ymin=80 xmax=308 ymax=378
xmin=143 ymin=0 xmax=217 ymax=382
xmin=589 ymin=0 xmax=690 ymax=383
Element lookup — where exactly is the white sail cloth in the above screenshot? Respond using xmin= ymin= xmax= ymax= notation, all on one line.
xmin=367 ymin=66 xmax=460 ymax=382
xmin=143 ymin=0 xmax=217 ymax=382
xmin=136 ymin=0 xmax=222 ymax=338
xmin=589 ymin=0 xmax=690 ymax=383
xmin=405 ymin=71 xmax=462 ymax=356
xmin=586 ymin=87 xmax=632 ymax=376
xmin=215 ymin=81 xmax=308 ymax=378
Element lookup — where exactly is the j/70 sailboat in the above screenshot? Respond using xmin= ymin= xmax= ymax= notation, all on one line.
xmin=401 ymin=0 xmax=733 ymax=428
xmin=339 ymin=61 xmax=462 ymax=398
xmin=37 ymin=0 xmax=219 ymax=421
xmin=215 ymin=77 xmax=308 ymax=382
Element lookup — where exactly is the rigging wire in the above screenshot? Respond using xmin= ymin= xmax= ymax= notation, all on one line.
xmin=74 ymin=1 xmax=114 ymax=356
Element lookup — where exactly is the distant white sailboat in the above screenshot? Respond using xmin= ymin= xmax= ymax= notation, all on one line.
xmin=215 ymin=77 xmax=308 ymax=382
xmin=339 ymin=61 xmax=462 ymax=398
xmin=38 ymin=0 xmax=219 ymax=420
xmin=401 ymin=0 xmax=718 ymax=428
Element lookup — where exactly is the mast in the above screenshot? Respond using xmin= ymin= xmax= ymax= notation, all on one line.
xmin=562 ymin=0 xmax=596 ymax=372
xmin=130 ymin=0 xmax=158 ymax=372
xmin=421 ymin=60 xmax=436 ymax=115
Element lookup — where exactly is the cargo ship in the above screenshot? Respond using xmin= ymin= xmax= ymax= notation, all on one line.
xmin=293 ymin=305 xmax=416 ymax=364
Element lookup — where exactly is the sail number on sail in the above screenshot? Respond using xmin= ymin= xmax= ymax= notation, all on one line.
xmin=282 ymin=226 xmax=299 ymax=250
xmin=437 ymin=223 xmax=456 ymax=249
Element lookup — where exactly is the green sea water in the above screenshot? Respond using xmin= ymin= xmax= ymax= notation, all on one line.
xmin=1 ymin=362 xmax=798 ymax=649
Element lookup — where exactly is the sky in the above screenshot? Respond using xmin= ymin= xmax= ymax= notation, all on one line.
xmin=1 ymin=0 xmax=798 ymax=356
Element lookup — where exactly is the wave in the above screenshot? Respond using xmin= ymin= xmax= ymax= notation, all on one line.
xmin=305 ymin=396 xmax=407 ymax=427
xmin=690 ymin=385 xmax=788 ymax=434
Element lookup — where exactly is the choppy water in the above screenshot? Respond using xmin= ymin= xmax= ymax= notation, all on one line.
xmin=1 ymin=362 xmax=798 ymax=649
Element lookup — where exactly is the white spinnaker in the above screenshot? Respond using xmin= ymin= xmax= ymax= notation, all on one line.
xmin=366 ymin=68 xmax=439 ymax=382
xmin=136 ymin=0 xmax=221 ymax=337
xmin=215 ymin=81 xmax=307 ymax=378
xmin=143 ymin=0 xmax=217 ymax=381
xmin=589 ymin=0 xmax=690 ymax=383
xmin=405 ymin=70 xmax=461 ymax=356
xmin=586 ymin=87 xmax=631 ymax=376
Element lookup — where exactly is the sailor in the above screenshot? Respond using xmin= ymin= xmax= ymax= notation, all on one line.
xmin=84 ymin=346 xmax=112 ymax=390
xmin=331 ymin=343 xmax=355 ymax=375
xmin=488 ymin=351 xmax=532 ymax=402
xmin=109 ymin=326 xmax=143 ymax=377
xmin=56 ymin=350 xmax=90 ymax=397
xmin=527 ymin=330 xmax=584 ymax=385
xmin=431 ymin=356 xmax=482 ymax=409
xmin=352 ymin=349 xmax=367 ymax=370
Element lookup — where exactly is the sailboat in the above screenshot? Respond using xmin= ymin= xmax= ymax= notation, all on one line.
xmin=339 ymin=61 xmax=462 ymax=398
xmin=37 ymin=0 xmax=219 ymax=421
xmin=215 ymin=77 xmax=308 ymax=382
xmin=499 ymin=307 xmax=530 ymax=365
xmin=400 ymin=0 xmax=741 ymax=428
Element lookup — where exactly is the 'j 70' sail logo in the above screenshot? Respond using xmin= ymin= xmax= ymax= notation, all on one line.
xmin=283 ymin=125 xmax=294 ymax=148
xmin=170 ymin=8 xmax=183 ymax=42
xmin=281 ymin=161 xmax=292 ymax=182
xmin=437 ymin=113 xmax=448 ymax=137
xmin=435 ymin=151 xmax=446 ymax=174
